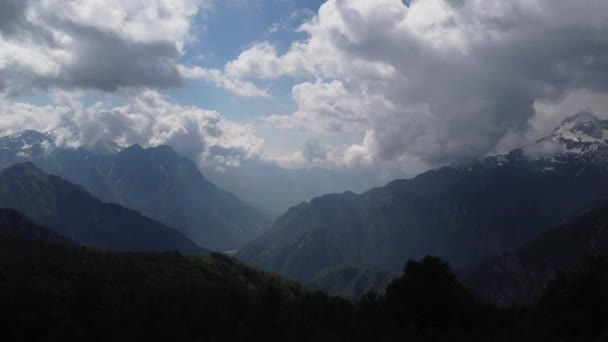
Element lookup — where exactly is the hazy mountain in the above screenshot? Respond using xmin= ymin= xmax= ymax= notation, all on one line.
xmin=0 ymin=208 xmax=74 ymax=245
xmin=0 ymin=132 xmax=269 ymax=251
xmin=466 ymin=204 xmax=608 ymax=304
xmin=0 ymin=163 xmax=204 ymax=253
xmin=203 ymin=159 xmax=386 ymax=219
xmin=238 ymin=112 xmax=608 ymax=283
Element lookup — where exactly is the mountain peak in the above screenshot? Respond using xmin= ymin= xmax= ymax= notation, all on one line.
xmin=560 ymin=111 xmax=600 ymax=124
xmin=2 ymin=130 xmax=48 ymax=141
xmin=91 ymin=138 xmax=122 ymax=154
xmin=526 ymin=112 xmax=608 ymax=157
xmin=0 ymin=130 xmax=53 ymax=155
xmin=552 ymin=112 xmax=608 ymax=142
xmin=3 ymin=162 xmax=44 ymax=174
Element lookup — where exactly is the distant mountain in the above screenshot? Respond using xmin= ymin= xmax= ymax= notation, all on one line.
xmin=238 ymin=112 xmax=608 ymax=284
xmin=0 ymin=132 xmax=269 ymax=251
xmin=203 ymin=159 xmax=386 ymax=219
xmin=0 ymin=163 xmax=204 ymax=253
xmin=0 ymin=208 xmax=74 ymax=245
xmin=466 ymin=204 xmax=608 ymax=304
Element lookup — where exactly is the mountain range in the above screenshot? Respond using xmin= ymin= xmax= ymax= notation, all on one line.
xmin=238 ymin=112 xmax=608 ymax=289
xmin=0 ymin=133 xmax=269 ymax=251
xmin=0 ymin=163 xmax=203 ymax=253
xmin=2 ymin=112 xmax=608 ymax=305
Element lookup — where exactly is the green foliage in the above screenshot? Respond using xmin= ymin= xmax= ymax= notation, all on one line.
xmin=2 ymin=233 xmax=607 ymax=341
xmin=0 ymin=237 xmax=353 ymax=342
xmin=308 ymin=264 xmax=393 ymax=300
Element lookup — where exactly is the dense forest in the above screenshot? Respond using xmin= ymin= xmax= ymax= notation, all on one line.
xmin=2 ymin=234 xmax=607 ymax=341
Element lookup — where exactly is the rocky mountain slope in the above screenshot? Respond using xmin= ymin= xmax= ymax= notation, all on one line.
xmin=238 ymin=112 xmax=608 ymax=284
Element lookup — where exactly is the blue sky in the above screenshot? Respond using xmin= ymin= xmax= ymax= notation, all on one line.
xmin=164 ymin=0 xmax=331 ymax=157
xmin=170 ymin=0 xmax=324 ymax=118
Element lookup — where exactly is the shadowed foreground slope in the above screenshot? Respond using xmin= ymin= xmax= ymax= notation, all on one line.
xmin=2 ymin=230 xmax=608 ymax=341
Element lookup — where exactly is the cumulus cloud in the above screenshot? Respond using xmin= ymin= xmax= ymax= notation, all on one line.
xmin=301 ymin=139 xmax=327 ymax=162
xmin=0 ymin=90 xmax=264 ymax=169
xmin=264 ymin=80 xmax=386 ymax=132
xmin=270 ymin=140 xmax=347 ymax=169
xmin=177 ymin=65 xmax=269 ymax=97
xmin=222 ymin=0 xmax=608 ymax=171
xmin=0 ymin=0 xmax=207 ymax=95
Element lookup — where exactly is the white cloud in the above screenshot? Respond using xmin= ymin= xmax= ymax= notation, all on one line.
xmin=264 ymin=80 xmax=391 ymax=133
xmin=0 ymin=90 xmax=264 ymax=169
xmin=177 ymin=65 xmax=269 ymax=97
xmin=221 ymin=0 xmax=608 ymax=172
xmin=0 ymin=0 xmax=208 ymax=94
xmin=41 ymin=0 xmax=206 ymax=46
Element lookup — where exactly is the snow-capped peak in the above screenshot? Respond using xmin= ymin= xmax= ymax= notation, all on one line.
xmin=552 ymin=111 xmax=608 ymax=144
xmin=540 ymin=112 xmax=608 ymax=155
xmin=520 ymin=112 xmax=608 ymax=160
xmin=0 ymin=130 xmax=53 ymax=150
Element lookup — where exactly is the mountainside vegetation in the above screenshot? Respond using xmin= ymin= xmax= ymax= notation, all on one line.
xmin=307 ymin=264 xmax=394 ymax=301
xmin=2 ymin=231 xmax=607 ymax=341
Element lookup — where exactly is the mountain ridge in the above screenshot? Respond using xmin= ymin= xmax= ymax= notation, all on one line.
xmin=0 ymin=207 xmax=75 ymax=245
xmin=0 ymin=162 xmax=205 ymax=254
xmin=238 ymin=112 xmax=608 ymax=287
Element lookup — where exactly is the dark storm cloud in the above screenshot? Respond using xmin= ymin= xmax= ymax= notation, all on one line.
xmin=0 ymin=0 xmax=29 ymax=35
xmin=57 ymin=24 xmax=182 ymax=92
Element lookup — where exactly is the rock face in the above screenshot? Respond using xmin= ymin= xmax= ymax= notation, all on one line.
xmin=0 ymin=132 xmax=270 ymax=251
xmin=238 ymin=112 xmax=608 ymax=286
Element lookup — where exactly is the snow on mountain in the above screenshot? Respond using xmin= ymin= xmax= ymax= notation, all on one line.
xmin=0 ymin=130 xmax=54 ymax=159
xmin=545 ymin=112 xmax=608 ymax=152
xmin=522 ymin=112 xmax=608 ymax=160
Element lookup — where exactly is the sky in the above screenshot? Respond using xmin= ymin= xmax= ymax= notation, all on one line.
xmin=1 ymin=0 xmax=608 ymax=178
